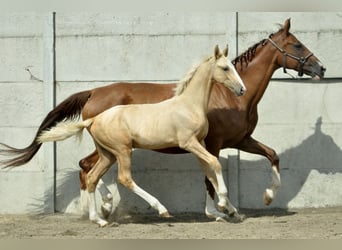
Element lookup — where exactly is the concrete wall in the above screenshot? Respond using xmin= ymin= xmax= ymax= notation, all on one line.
xmin=0 ymin=12 xmax=341 ymax=215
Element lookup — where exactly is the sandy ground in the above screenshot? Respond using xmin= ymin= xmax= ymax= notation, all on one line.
xmin=0 ymin=207 xmax=342 ymax=239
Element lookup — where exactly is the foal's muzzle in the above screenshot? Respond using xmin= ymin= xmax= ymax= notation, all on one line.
xmin=238 ymin=86 xmax=246 ymax=96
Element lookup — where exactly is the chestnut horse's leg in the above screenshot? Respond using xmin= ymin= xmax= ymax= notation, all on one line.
xmin=235 ymin=136 xmax=281 ymax=205
xmin=79 ymin=150 xmax=115 ymax=218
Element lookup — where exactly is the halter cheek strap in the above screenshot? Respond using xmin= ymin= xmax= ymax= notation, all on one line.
xmin=268 ymin=38 xmax=313 ymax=76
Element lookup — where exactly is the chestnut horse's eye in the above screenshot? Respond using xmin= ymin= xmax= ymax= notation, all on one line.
xmin=293 ymin=43 xmax=303 ymax=49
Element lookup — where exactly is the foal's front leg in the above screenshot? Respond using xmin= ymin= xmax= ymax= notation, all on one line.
xmin=198 ymin=157 xmax=243 ymax=223
xmin=182 ymin=138 xmax=239 ymax=218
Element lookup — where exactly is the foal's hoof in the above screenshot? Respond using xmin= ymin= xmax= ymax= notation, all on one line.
xmin=215 ymin=216 xmax=227 ymax=222
xmin=227 ymin=212 xmax=245 ymax=223
xmin=205 ymin=209 xmax=228 ymax=222
xmin=160 ymin=211 xmax=173 ymax=218
xmin=98 ymin=220 xmax=109 ymax=227
xmin=92 ymin=218 xmax=109 ymax=227
xmin=263 ymin=189 xmax=273 ymax=206
xmin=101 ymin=203 xmax=113 ymax=219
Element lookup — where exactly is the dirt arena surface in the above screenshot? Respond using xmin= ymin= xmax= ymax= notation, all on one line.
xmin=0 ymin=207 xmax=341 ymax=239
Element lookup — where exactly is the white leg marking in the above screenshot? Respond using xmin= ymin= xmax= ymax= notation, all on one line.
xmin=205 ymin=192 xmax=227 ymax=221
xmin=88 ymin=191 xmax=109 ymax=227
xmin=215 ymin=171 xmax=229 ymax=207
xmin=203 ymin=157 xmax=238 ymax=216
xmin=264 ymin=166 xmax=281 ymax=204
xmin=98 ymin=179 xmax=113 ymax=200
xmin=80 ymin=189 xmax=89 ymax=216
xmin=132 ymin=182 xmax=169 ymax=216
xmin=97 ymin=179 xmax=113 ymax=218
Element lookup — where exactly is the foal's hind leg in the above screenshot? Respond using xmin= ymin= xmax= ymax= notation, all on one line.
xmin=86 ymin=147 xmax=116 ymax=227
xmin=79 ymin=150 xmax=115 ymax=218
xmin=116 ymin=149 xmax=171 ymax=218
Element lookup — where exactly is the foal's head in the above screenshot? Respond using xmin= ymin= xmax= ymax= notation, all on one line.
xmin=267 ymin=18 xmax=326 ymax=79
xmin=212 ymin=45 xmax=246 ymax=96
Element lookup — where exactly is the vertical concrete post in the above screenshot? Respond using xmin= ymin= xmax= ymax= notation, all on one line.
xmin=227 ymin=150 xmax=240 ymax=208
xmin=226 ymin=12 xmax=238 ymax=59
xmin=43 ymin=12 xmax=56 ymax=213
xmin=225 ymin=12 xmax=240 ymax=209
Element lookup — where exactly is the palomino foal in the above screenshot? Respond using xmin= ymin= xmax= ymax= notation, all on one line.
xmin=38 ymin=45 xmax=246 ymax=226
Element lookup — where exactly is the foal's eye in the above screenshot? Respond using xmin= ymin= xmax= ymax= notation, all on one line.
xmin=223 ymin=67 xmax=229 ymax=72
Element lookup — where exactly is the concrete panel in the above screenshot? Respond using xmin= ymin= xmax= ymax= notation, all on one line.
xmin=56 ymin=35 xmax=229 ymax=81
xmin=257 ymin=80 xmax=342 ymax=124
xmin=0 ymin=172 xmax=46 ymax=213
xmin=0 ymin=13 xmax=52 ymax=214
xmin=55 ymin=12 xmax=236 ymax=81
xmin=0 ymin=38 xmax=43 ymax=82
xmin=0 ymin=13 xmax=44 ymax=36
xmin=0 ymin=82 xmax=45 ymax=127
xmin=0 ymin=14 xmax=43 ymax=82
xmin=56 ymin=12 xmax=234 ymax=37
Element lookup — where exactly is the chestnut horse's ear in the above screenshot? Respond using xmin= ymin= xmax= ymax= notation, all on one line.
xmin=222 ymin=44 xmax=229 ymax=57
xmin=214 ymin=44 xmax=221 ymax=59
xmin=283 ymin=18 xmax=291 ymax=34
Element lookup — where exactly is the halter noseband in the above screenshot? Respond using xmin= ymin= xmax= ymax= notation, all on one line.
xmin=267 ymin=37 xmax=313 ymax=77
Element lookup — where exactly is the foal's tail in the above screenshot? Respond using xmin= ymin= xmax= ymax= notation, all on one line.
xmin=0 ymin=90 xmax=91 ymax=168
xmin=37 ymin=119 xmax=93 ymax=143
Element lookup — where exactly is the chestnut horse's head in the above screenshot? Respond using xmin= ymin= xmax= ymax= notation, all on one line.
xmin=268 ymin=18 xmax=326 ymax=79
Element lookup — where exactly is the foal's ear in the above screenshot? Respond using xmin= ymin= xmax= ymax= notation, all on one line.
xmin=283 ymin=18 xmax=291 ymax=35
xmin=222 ymin=44 xmax=229 ymax=57
xmin=214 ymin=44 xmax=221 ymax=59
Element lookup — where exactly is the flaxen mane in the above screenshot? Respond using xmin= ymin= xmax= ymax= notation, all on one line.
xmin=174 ymin=56 xmax=213 ymax=96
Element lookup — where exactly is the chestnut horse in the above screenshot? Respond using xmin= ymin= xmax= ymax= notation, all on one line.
xmin=37 ymin=45 xmax=246 ymax=226
xmin=0 ymin=19 xmax=325 ymax=221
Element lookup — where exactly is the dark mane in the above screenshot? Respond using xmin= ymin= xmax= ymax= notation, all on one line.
xmin=232 ymin=38 xmax=268 ymax=69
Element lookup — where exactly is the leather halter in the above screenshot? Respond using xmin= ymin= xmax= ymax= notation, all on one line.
xmin=267 ymin=37 xmax=313 ymax=76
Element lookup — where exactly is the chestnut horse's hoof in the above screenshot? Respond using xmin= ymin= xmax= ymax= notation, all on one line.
xmin=227 ymin=212 xmax=245 ymax=223
xmin=160 ymin=211 xmax=173 ymax=218
xmin=101 ymin=201 xmax=113 ymax=219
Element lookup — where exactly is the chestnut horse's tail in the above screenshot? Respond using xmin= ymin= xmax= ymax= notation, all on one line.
xmin=0 ymin=90 xmax=91 ymax=168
